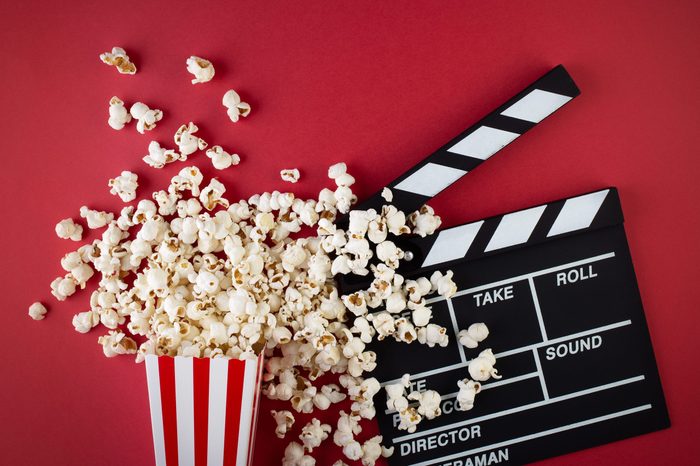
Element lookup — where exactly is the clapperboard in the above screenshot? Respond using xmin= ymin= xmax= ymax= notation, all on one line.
xmin=338 ymin=66 xmax=669 ymax=466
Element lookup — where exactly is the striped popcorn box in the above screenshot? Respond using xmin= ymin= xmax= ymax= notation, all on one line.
xmin=145 ymin=355 xmax=264 ymax=466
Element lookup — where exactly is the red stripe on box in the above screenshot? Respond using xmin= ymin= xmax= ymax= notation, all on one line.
xmin=223 ymin=359 xmax=245 ymax=466
xmin=193 ymin=358 xmax=210 ymax=466
xmin=158 ymin=357 xmax=179 ymax=466
xmin=246 ymin=356 xmax=264 ymax=465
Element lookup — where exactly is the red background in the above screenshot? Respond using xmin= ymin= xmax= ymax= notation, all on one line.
xmin=1 ymin=1 xmax=699 ymax=465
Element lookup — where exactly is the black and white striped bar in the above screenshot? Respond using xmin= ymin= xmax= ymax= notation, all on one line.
xmin=395 ymin=188 xmax=623 ymax=277
xmin=354 ymin=65 xmax=580 ymax=215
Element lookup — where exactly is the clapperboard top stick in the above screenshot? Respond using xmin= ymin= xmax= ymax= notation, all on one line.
xmin=353 ymin=64 xmax=580 ymax=216
xmin=338 ymin=64 xmax=580 ymax=292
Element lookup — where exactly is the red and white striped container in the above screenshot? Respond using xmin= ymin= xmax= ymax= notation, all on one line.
xmin=145 ymin=355 xmax=264 ymax=466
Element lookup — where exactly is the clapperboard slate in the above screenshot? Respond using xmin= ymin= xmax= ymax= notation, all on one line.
xmin=338 ymin=66 xmax=669 ymax=465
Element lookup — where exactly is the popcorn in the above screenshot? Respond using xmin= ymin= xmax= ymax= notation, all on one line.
xmin=130 ymin=102 xmax=163 ymax=134
xmin=397 ymin=406 xmax=422 ymax=433
xmin=455 ymin=379 xmax=481 ymax=411
xmin=99 ymin=47 xmax=136 ymax=74
xmin=361 ymin=435 xmax=393 ymax=466
xmin=108 ymin=171 xmax=139 ymax=202
xmin=283 ymin=442 xmax=315 ymax=466
xmin=107 ymin=97 xmax=132 ymax=130
xmin=458 ymin=322 xmax=490 ymax=349
xmin=299 ymin=418 xmax=331 ymax=452
xmin=50 ymin=275 xmax=77 ymax=301
xmin=222 ymin=89 xmax=251 ymax=123
xmin=381 ymin=187 xmax=393 ymax=202
xmin=72 ymin=310 xmax=100 ymax=333
xmin=79 ymin=206 xmax=114 ymax=229
xmin=468 ymin=348 xmax=502 ymax=381
xmin=417 ymin=323 xmax=449 ymax=348
xmin=37 ymin=153 xmax=481 ymax=463
xmin=28 ymin=302 xmax=47 ymax=320
xmin=186 ymin=56 xmax=215 ymax=84
xmin=408 ymin=389 xmax=442 ymax=420
xmin=281 ymin=169 xmax=301 ymax=183
xmin=410 ymin=204 xmax=441 ymax=237
xmin=97 ymin=330 xmax=137 ymax=357
xmin=431 ymin=270 xmax=457 ymax=298
xmin=55 ymin=218 xmax=83 ymax=241
xmin=199 ymin=178 xmax=228 ymax=210
xmin=271 ymin=410 xmax=295 ymax=438
xmin=174 ymin=122 xmax=207 ymax=156
xmin=143 ymin=141 xmax=184 ymax=169
xmin=205 ymin=145 xmax=240 ymax=170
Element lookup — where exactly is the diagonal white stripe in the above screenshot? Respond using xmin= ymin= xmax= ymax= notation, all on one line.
xmin=393 ymin=163 xmax=466 ymax=197
xmin=145 ymin=356 xmax=167 ymax=466
xmin=547 ymin=189 xmax=610 ymax=237
xmin=422 ymin=221 xmax=484 ymax=267
xmin=174 ymin=357 xmax=195 ymax=466
xmin=446 ymin=126 xmax=520 ymax=160
xmin=237 ymin=358 xmax=260 ymax=466
xmin=485 ymin=205 xmax=546 ymax=252
xmin=207 ymin=358 xmax=229 ymax=466
xmin=501 ymin=89 xmax=572 ymax=123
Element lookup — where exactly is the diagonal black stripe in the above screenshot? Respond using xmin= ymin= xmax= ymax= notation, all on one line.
xmin=529 ymin=201 xmax=565 ymax=243
xmin=465 ymin=216 xmax=502 ymax=260
xmin=479 ymin=114 xmax=537 ymax=134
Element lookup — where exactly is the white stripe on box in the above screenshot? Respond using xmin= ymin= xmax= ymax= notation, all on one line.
xmin=393 ymin=163 xmax=466 ymax=197
xmin=237 ymin=359 xmax=259 ymax=466
xmin=500 ymin=89 xmax=573 ymax=123
xmin=145 ymin=356 xmax=167 ymax=466
xmin=207 ymin=358 xmax=229 ymax=466
xmin=446 ymin=126 xmax=520 ymax=160
xmin=422 ymin=221 xmax=484 ymax=267
xmin=174 ymin=357 xmax=195 ymax=466
xmin=547 ymin=189 xmax=610 ymax=237
xmin=484 ymin=205 xmax=547 ymax=252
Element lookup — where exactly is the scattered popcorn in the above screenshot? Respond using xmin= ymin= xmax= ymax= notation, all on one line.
xmin=408 ymin=389 xmax=442 ymax=420
xmin=28 ymin=302 xmax=47 ymax=320
xmin=281 ymin=169 xmax=301 ymax=183
xmin=174 ymin=122 xmax=207 ymax=156
xmin=72 ymin=310 xmax=100 ymax=333
xmin=458 ymin=322 xmax=490 ymax=349
xmin=205 ymin=145 xmax=240 ymax=170
xmin=409 ymin=204 xmax=441 ymax=237
xmin=283 ymin=441 xmax=315 ymax=466
xmin=397 ymin=406 xmax=422 ymax=433
xmin=97 ymin=330 xmax=137 ymax=357
xmin=99 ymin=47 xmax=136 ymax=75
xmin=299 ymin=418 xmax=331 ymax=452
xmin=108 ymin=171 xmax=138 ymax=202
xmin=271 ymin=410 xmax=295 ymax=439
xmin=55 ymin=218 xmax=83 ymax=241
xmin=431 ymin=270 xmax=457 ymax=298
xmin=142 ymin=141 xmax=185 ymax=169
xmin=417 ymin=323 xmax=449 ymax=348
xmin=79 ymin=206 xmax=114 ymax=229
xmin=50 ymin=275 xmax=77 ymax=301
xmin=468 ymin=348 xmax=502 ymax=381
xmin=130 ymin=102 xmax=163 ymax=134
xmin=455 ymin=379 xmax=481 ymax=411
xmin=186 ymin=56 xmax=215 ymax=84
xmin=222 ymin=89 xmax=251 ymax=123
xmin=361 ymin=435 xmax=393 ymax=466
xmin=39 ymin=152 xmax=489 ymax=463
xmin=381 ymin=187 xmax=393 ymax=202
xmin=107 ymin=97 xmax=132 ymax=130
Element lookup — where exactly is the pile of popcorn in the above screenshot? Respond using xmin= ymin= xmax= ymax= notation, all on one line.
xmin=31 ymin=48 xmax=501 ymax=466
